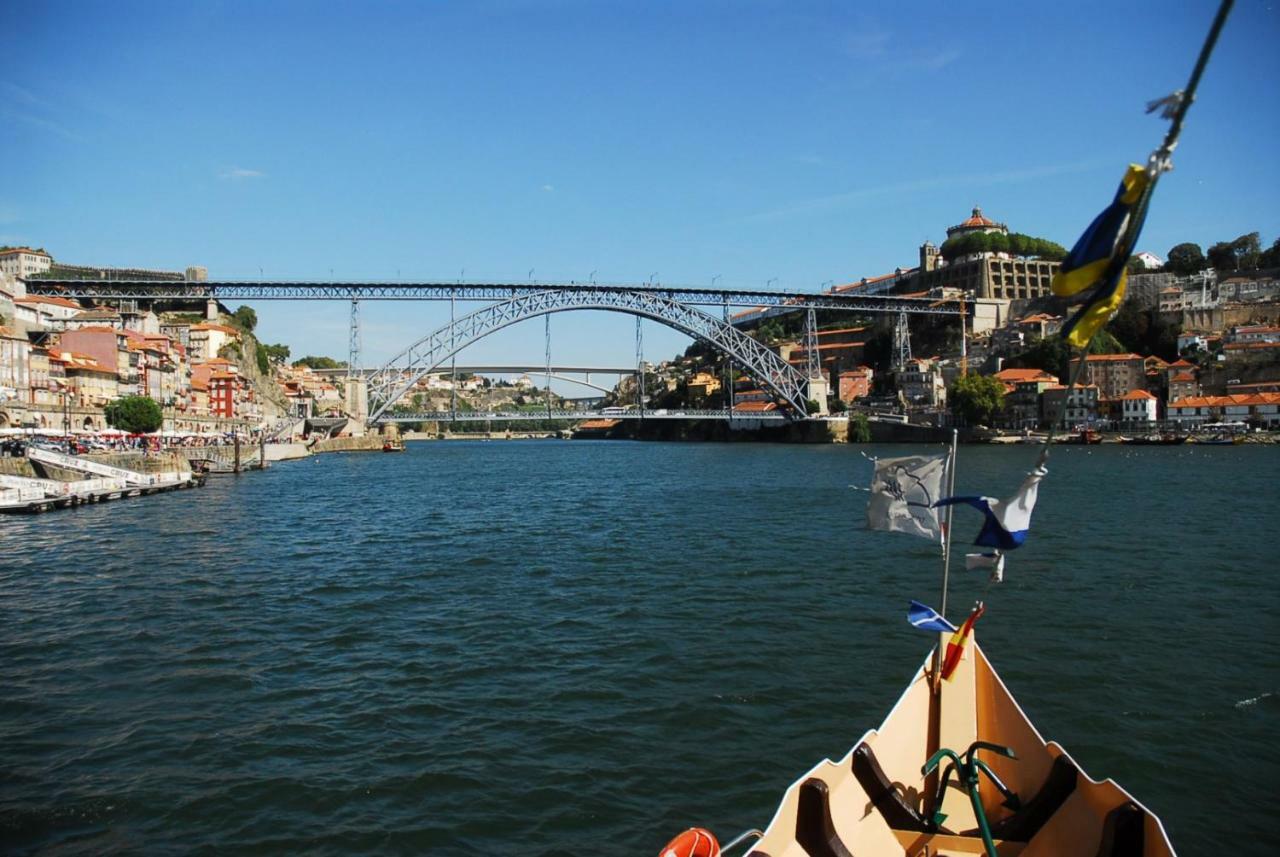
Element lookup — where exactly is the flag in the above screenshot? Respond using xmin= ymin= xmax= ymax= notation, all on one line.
xmin=965 ymin=551 xmax=1006 ymax=583
xmin=1052 ymin=164 xmax=1153 ymax=347
xmin=941 ymin=602 xmax=986 ymax=682
xmin=934 ymin=464 xmax=1047 ymax=551
xmin=867 ymin=453 xmax=948 ymax=543
xmin=908 ymin=600 xmax=957 ymax=633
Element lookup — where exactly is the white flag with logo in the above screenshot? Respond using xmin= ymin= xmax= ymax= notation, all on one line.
xmin=866 ymin=453 xmax=947 ymax=543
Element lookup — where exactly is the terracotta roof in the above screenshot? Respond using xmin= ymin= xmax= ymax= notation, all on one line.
xmin=1170 ymin=393 xmax=1280 ymax=409
xmin=957 ymin=207 xmax=997 ymax=229
xmin=1224 ymin=341 xmax=1280 ymax=351
xmin=1170 ymin=372 xmax=1196 ymax=383
xmin=1122 ymin=389 xmax=1157 ymax=401
xmin=1081 ymin=353 xmax=1144 ymax=362
xmin=15 ymin=295 xmax=81 ymax=309
xmin=994 ymin=368 xmax=1058 ymax=383
xmin=732 ymin=401 xmax=778 ymax=412
xmin=1167 ymin=359 xmax=1194 ymax=368
xmin=576 ymin=419 xmax=622 ymax=430
xmin=817 ymin=326 xmax=869 ymax=336
xmin=71 ymin=309 xmax=121 ymax=320
xmin=190 ymin=322 xmax=240 ymax=334
xmin=0 ymin=247 xmax=51 ymax=258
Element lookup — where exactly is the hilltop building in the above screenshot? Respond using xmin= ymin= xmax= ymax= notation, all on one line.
xmin=908 ymin=208 xmax=1060 ymax=302
xmin=0 ymin=248 xmax=52 ymax=278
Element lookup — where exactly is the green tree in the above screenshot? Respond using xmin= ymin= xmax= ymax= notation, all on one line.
xmin=1207 ymin=241 xmax=1235 ymax=272
xmin=293 ymin=355 xmax=346 ymax=369
xmin=254 ymin=342 xmax=271 ymax=374
xmin=231 ymin=305 xmax=258 ymax=332
xmin=1261 ymin=237 xmax=1280 ymax=270
xmin=1233 ymin=232 xmax=1262 ymax=271
xmin=1165 ymin=242 xmax=1206 ymax=275
xmin=848 ymin=412 xmax=871 ymax=442
xmin=261 ymin=343 xmax=291 ymax=365
xmin=949 ymin=373 xmax=1005 ymax=427
xmin=104 ymin=395 xmax=163 ymax=433
xmin=939 ymin=231 xmax=1067 ymax=263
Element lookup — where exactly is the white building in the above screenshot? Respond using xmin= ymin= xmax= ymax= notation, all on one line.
xmin=187 ymin=322 xmax=240 ymax=361
xmin=0 ymin=247 xmax=52 ymax=278
xmin=1120 ymin=389 xmax=1158 ymax=424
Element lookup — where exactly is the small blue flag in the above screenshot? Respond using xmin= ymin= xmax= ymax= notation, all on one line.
xmin=908 ymin=600 xmax=957 ymax=633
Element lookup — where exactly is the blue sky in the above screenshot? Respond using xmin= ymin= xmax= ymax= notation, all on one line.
xmin=4 ymin=0 xmax=1278 ymax=379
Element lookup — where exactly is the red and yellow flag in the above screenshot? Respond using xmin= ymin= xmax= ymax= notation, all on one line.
xmin=940 ymin=603 xmax=986 ymax=682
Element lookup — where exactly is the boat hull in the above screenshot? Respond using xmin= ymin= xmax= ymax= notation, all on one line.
xmin=743 ymin=638 xmax=1175 ymax=856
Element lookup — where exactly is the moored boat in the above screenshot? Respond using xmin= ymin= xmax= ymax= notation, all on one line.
xmin=382 ymin=439 xmax=405 ymax=452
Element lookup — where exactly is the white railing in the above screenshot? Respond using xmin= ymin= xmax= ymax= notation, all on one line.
xmin=27 ymin=447 xmax=155 ymax=486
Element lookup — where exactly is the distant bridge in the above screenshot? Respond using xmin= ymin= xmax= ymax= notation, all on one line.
xmin=24 ymin=278 xmax=962 ymax=315
xmin=25 ymin=277 xmax=962 ymax=423
xmin=382 ymin=409 xmax=797 ymax=423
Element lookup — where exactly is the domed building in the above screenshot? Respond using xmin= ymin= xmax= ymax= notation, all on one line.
xmin=945 ymin=206 xmax=1009 ymax=241
xmin=911 ymin=205 xmax=1061 ymax=304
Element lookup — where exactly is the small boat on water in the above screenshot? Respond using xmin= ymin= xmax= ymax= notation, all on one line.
xmin=1118 ymin=434 xmax=1187 ymax=446
xmin=1190 ymin=435 xmax=1240 ymax=445
xmin=693 ymin=635 xmax=1175 ymax=856
xmin=381 ymin=439 xmax=405 ymax=452
xmin=1056 ymin=429 xmax=1102 ymax=445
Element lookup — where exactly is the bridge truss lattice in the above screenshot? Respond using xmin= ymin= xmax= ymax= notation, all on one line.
xmin=366 ymin=289 xmax=811 ymax=423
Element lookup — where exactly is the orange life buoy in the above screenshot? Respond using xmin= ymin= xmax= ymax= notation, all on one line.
xmin=660 ymin=827 xmax=720 ymax=857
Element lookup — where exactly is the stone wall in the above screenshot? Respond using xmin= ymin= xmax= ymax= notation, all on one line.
xmin=310 ymin=435 xmax=385 ymax=453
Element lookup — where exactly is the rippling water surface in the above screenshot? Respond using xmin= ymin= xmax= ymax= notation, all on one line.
xmin=2 ymin=440 xmax=1277 ymax=855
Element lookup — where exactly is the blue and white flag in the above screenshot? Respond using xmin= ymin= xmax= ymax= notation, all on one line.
xmin=908 ymin=599 xmax=957 ymax=633
xmin=867 ymin=453 xmax=948 ymax=543
xmin=935 ymin=464 xmax=1047 ymax=551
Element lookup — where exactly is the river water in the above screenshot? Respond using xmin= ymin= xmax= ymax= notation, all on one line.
xmin=2 ymin=440 xmax=1277 ymax=855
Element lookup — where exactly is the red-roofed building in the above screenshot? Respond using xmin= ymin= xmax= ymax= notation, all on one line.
xmin=1168 ymin=393 xmax=1280 ymax=428
xmin=1121 ymin=389 xmax=1158 ymax=424
xmin=946 ymin=207 xmax=1009 ymax=240
xmin=1070 ymin=353 xmax=1145 ymax=401
xmin=837 ymin=366 xmax=874 ymax=403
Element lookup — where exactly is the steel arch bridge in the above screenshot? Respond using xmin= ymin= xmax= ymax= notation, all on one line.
xmin=366 ymin=289 xmax=811 ymax=423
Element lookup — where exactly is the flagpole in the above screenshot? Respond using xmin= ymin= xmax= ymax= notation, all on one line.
xmin=933 ymin=428 xmax=959 ymax=690
xmin=939 ymin=428 xmax=958 ymax=618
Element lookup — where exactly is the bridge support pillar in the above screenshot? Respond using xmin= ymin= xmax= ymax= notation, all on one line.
xmin=205 ymin=298 xmax=220 ymax=320
xmin=344 ymin=377 xmax=369 ymax=423
xmin=806 ymin=376 xmax=830 ymax=415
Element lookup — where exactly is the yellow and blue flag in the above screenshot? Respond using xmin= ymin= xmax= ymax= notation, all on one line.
xmin=1052 ymin=164 xmax=1152 ymax=347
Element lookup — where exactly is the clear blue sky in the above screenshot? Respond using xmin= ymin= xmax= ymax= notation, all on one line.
xmin=4 ymin=0 xmax=1278 ymax=377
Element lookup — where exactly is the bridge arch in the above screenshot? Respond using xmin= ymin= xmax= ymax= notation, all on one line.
xmin=366 ymin=289 xmax=810 ymax=422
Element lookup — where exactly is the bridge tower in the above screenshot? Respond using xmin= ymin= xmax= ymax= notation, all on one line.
xmin=345 ymin=299 xmax=369 ymax=425
xmin=893 ymin=310 xmax=913 ymax=372
xmin=804 ymin=308 xmax=829 ymax=415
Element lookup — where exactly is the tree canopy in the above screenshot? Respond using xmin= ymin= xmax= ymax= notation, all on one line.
xmin=230 ymin=305 xmax=258 ymax=333
xmin=293 ymin=355 xmax=346 ymax=369
xmin=1165 ymin=242 xmax=1206 ymax=275
xmin=949 ymin=373 xmax=1005 ymax=427
xmin=939 ymin=231 xmax=1068 ymax=262
xmin=1208 ymin=232 xmax=1263 ymax=273
xmin=104 ymin=396 xmax=163 ymax=434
